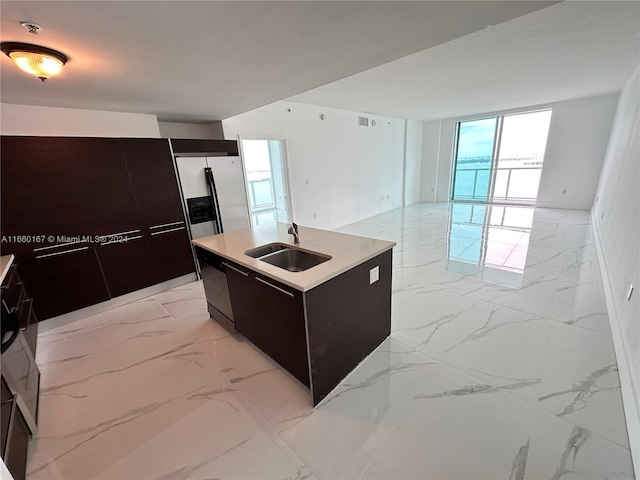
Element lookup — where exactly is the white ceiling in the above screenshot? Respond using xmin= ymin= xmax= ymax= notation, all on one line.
xmin=289 ymin=1 xmax=640 ymax=121
xmin=0 ymin=1 xmax=560 ymax=122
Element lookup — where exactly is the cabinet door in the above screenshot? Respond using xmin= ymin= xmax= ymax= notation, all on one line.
xmin=146 ymin=228 xmax=196 ymax=283
xmin=253 ymin=274 xmax=309 ymax=387
xmin=120 ymin=138 xmax=185 ymax=228
xmin=226 ymin=262 xmax=309 ymax=387
xmin=225 ymin=262 xmax=261 ymax=345
xmin=1 ymin=376 xmax=12 ymax=455
xmin=121 ymin=138 xmax=195 ymax=281
xmin=61 ymin=138 xmax=158 ymax=297
xmin=1 ymin=137 xmax=87 ymax=240
xmin=0 ymin=137 xmax=110 ymax=319
xmin=18 ymin=246 xmax=110 ymax=319
xmin=3 ymin=400 xmax=30 ymax=480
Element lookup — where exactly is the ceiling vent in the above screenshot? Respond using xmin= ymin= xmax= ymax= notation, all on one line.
xmin=358 ymin=116 xmax=369 ymax=127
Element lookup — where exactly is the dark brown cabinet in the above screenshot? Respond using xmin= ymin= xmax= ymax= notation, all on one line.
xmin=1 ymin=376 xmax=12 ymax=454
xmin=60 ymin=138 xmax=159 ymax=297
xmin=1 ymin=137 xmax=87 ymax=239
xmin=120 ymin=138 xmax=186 ymax=228
xmin=224 ymin=262 xmax=261 ymax=344
xmin=2 ymin=261 xmax=40 ymax=480
xmin=252 ymin=273 xmax=308 ymax=386
xmin=0 ymin=136 xmax=197 ymax=320
xmin=1 ymin=391 xmax=31 ymax=480
xmin=225 ymin=261 xmax=309 ymax=387
xmin=222 ymin=250 xmax=392 ymax=405
xmin=122 ymin=138 xmax=195 ymax=284
xmin=19 ymin=247 xmax=111 ymax=320
xmin=0 ymin=137 xmax=112 ymax=318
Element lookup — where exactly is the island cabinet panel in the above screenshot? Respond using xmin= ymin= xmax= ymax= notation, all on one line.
xmin=304 ymin=250 xmax=392 ymax=405
xmin=225 ymin=261 xmax=310 ymax=387
xmin=252 ymin=272 xmax=309 ymax=387
xmin=225 ymin=261 xmax=261 ymax=343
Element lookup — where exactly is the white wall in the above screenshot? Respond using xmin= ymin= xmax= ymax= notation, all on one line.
xmin=403 ymin=119 xmax=423 ymax=205
xmin=158 ymin=121 xmax=224 ymax=140
xmin=223 ymin=101 xmax=409 ymax=229
xmin=420 ymin=94 xmax=619 ymax=209
xmin=0 ymin=104 xmax=160 ymax=137
xmin=592 ymin=67 xmax=640 ymax=474
xmin=537 ymin=94 xmax=619 ymax=209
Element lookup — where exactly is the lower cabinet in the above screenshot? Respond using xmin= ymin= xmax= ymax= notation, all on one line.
xmin=146 ymin=223 xmax=196 ymax=283
xmin=223 ymin=250 xmax=393 ymax=405
xmin=225 ymin=261 xmax=310 ymax=387
xmin=1 ymin=262 xmax=40 ymax=480
xmin=94 ymin=236 xmax=158 ymax=298
xmin=19 ymin=246 xmax=111 ymax=320
xmin=0 ymin=375 xmax=31 ymax=480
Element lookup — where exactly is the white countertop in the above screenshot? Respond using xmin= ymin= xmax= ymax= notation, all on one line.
xmin=0 ymin=254 xmax=15 ymax=285
xmin=192 ymin=223 xmax=395 ymax=292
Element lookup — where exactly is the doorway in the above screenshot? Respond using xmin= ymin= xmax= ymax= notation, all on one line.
xmin=451 ymin=110 xmax=552 ymax=204
xmin=239 ymin=138 xmax=292 ymax=227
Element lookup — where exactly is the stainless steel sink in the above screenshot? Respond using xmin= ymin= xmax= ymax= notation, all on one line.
xmin=259 ymin=248 xmax=331 ymax=272
xmin=243 ymin=243 xmax=331 ymax=272
xmin=244 ymin=243 xmax=289 ymax=258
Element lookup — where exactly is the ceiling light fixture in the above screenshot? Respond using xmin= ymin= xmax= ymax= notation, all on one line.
xmin=1 ymin=42 xmax=68 ymax=82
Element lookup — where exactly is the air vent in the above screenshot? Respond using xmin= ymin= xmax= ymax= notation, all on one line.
xmin=358 ymin=116 xmax=369 ymax=127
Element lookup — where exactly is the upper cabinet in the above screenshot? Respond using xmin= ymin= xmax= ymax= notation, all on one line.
xmin=121 ymin=138 xmax=185 ymax=228
xmin=1 ymin=137 xmax=87 ymax=239
xmin=62 ymin=138 xmax=142 ymax=235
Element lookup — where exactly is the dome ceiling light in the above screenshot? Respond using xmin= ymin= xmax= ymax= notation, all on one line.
xmin=1 ymin=22 xmax=68 ymax=82
xmin=1 ymin=42 xmax=68 ymax=82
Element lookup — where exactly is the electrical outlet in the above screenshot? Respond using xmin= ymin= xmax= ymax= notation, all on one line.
xmin=370 ymin=266 xmax=379 ymax=285
xmin=562 ymin=189 xmax=567 ymax=195
xmin=313 ymin=213 xmax=317 ymax=219
xmin=627 ymin=284 xmax=634 ymax=301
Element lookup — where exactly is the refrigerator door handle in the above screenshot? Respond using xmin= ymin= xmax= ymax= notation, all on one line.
xmin=205 ymin=167 xmax=224 ymax=234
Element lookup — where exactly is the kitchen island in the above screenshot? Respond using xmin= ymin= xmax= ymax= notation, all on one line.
xmin=193 ymin=223 xmax=395 ymax=405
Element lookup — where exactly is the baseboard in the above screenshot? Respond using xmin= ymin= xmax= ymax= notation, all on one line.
xmin=38 ymin=273 xmax=198 ymax=333
xmin=591 ymin=208 xmax=639 ymax=477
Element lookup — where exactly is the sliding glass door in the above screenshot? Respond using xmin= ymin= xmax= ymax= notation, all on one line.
xmin=452 ymin=117 xmax=497 ymax=202
xmin=452 ymin=110 xmax=552 ymax=205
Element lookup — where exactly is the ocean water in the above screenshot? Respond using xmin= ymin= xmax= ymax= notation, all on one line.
xmin=453 ymin=161 xmax=491 ymax=200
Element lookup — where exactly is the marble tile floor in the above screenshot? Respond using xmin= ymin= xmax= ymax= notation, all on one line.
xmin=27 ymin=203 xmax=634 ymax=479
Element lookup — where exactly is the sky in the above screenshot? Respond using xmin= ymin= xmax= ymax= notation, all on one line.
xmin=456 ymin=110 xmax=552 ymax=160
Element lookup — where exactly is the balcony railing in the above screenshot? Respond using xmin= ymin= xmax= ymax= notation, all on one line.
xmin=453 ymin=166 xmax=543 ymax=203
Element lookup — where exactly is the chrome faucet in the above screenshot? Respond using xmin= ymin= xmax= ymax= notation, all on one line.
xmin=288 ymin=222 xmax=300 ymax=243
